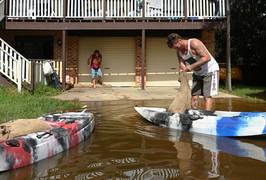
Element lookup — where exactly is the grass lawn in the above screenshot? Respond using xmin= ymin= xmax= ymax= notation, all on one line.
xmin=0 ymin=85 xmax=81 ymax=123
xmin=220 ymin=84 xmax=266 ymax=101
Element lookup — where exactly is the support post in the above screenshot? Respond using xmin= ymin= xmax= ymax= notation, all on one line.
xmin=226 ymin=0 xmax=232 ymax=92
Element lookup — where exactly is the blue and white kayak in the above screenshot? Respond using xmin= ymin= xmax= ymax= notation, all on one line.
xmin=134 ymin=107 xmax=266 ymax=137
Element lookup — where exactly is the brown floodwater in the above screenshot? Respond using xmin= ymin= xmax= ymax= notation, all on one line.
xmin=1 ymin=98 xmax=266 ymax=180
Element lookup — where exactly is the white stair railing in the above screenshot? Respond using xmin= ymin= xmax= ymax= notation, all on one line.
xmin=0 ymin=37 xmax=31 ymax=92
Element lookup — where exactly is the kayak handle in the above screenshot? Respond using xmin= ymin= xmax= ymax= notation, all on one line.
xmin=6 ymin=139 xmax=20 ymax=147
xmin=36 ymin=132 xmax=53 ymax=139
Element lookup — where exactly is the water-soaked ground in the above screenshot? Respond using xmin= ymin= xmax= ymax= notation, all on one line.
xmin=1 ymin=98 xmax=266 ymax=180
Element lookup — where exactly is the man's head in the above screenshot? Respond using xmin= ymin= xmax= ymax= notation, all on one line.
xmin=167 ymin=33 xmax=184 ymax=49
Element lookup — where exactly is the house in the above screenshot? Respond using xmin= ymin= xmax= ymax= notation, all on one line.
xmin=0 ymin=0 xmax=226 ymax=91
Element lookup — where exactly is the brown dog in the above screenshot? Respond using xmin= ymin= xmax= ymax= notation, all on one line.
xmin=168 ymin=72 xmax=191 ymax=113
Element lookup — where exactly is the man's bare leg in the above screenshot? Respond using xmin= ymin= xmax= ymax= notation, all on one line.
xmin=205 ymin=97 xmax=213 ymax=111
xmin=191 ymin=96 xmax=199 ymax=109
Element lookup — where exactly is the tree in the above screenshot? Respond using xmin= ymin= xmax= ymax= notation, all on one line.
xmin=216 ymin=0 xmax=266 ymax=85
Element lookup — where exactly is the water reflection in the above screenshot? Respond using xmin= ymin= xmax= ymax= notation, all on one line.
xmin=75 ymin=171 xmax=104 ymax=179
xmin=123 ymin=167 xmax=179 ymax=179
xmin=80 ymin=161 xmax=179 ymax=179
xmin=136 ymin=126 xmax=266 ymax=179
xmin=174 ymin=134 xmax=220 ymax=179
xmin=168 ymin=130 xmax=266 ymax=163
xmin=136 ymin=121 xmax=266 ymax=164
xmin=0 ymin=152 xmax=69 ymax=180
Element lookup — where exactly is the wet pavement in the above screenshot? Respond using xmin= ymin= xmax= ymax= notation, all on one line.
xmin=54 ymin=87 xmax=239 ymax=101
xmin=1 ymin=98 xmax=266 ymax=179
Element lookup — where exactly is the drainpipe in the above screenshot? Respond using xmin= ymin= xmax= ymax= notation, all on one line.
xmin=103 ymin=0 xmax=106 ymax=21
xmin=141 ymin=29 xmax=145 ymax=90
xmin=142 ymin=0 xmax=145 ymax=18
xmin=5 ymin=0 xmax=9 ymax=16
xmin=226 ymin=0 xmax=232 ymax=92
xmin=30 ymin=60 xmax=36 ymax=94
xmin=63 ymin=0 xmax=67 ymax=19
xmin=62 ymin=0 xmax=67 ymax=89
xmin=62 ymin=30 xmax=67 ymax=90
xmin=184 ymin=0 xmax=188 ymax=20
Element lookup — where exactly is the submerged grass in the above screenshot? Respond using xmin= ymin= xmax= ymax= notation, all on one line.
xmin=0 ymin=85 xmax=81 ymax=123
xmin=220 ymin=84 xmax=266 ymax=102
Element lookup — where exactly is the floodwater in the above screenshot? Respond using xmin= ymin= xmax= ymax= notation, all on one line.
xmin=1 ymin=98 xmax=266 ymax=180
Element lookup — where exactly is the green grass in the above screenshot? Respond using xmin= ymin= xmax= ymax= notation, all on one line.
xmin=33 ymin=83 xmax=62 ymax=96
xmin=220 ymin=84 xmax=266 ymax=101
xmin=0 ymin=85 xmax=81 ymax=123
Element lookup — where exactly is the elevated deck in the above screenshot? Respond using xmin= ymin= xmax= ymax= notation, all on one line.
xmin=4 ymin=0 xmax=226 ymax=30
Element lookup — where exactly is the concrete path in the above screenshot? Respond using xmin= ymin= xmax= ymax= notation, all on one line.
xmin=54 ymin=86 xmax=239 ymax=102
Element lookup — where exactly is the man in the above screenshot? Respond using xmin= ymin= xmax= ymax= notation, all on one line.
xmin=167 ymin=33 xmax=219 ymax=111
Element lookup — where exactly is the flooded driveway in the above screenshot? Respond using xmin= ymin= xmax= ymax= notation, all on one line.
xmin=1 ymin=99 xmax=266 ymax=179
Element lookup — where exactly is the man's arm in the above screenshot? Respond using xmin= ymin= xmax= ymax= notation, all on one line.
xmin=187 ymin=39 xmax=211 ymax=71
xmin=177 ymin=53 xmax=186 ymax=72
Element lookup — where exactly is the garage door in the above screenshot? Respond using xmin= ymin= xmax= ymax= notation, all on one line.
xmin=79 ymin=37 xmax=136 ymax=86
xmin=146 ymin=37 xmax=180 ymax=86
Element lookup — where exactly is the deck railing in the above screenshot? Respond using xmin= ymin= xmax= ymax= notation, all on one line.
xmin=67 ymin=0 xmax=103 ymax=18
xmin=8 ymin=0 xmax=64 ymax=18
xmin=187 ymin=0 xmax=225 ymax=18
xmin=106 ymin=0 xmax=142 ymax=18
xmin=67 ymin=0 xmax=143 ymax=18
xmin=145 ymin=0 xmax=184 ymax=18
xmin=7 ymin=0 xmax=226 ymax=19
